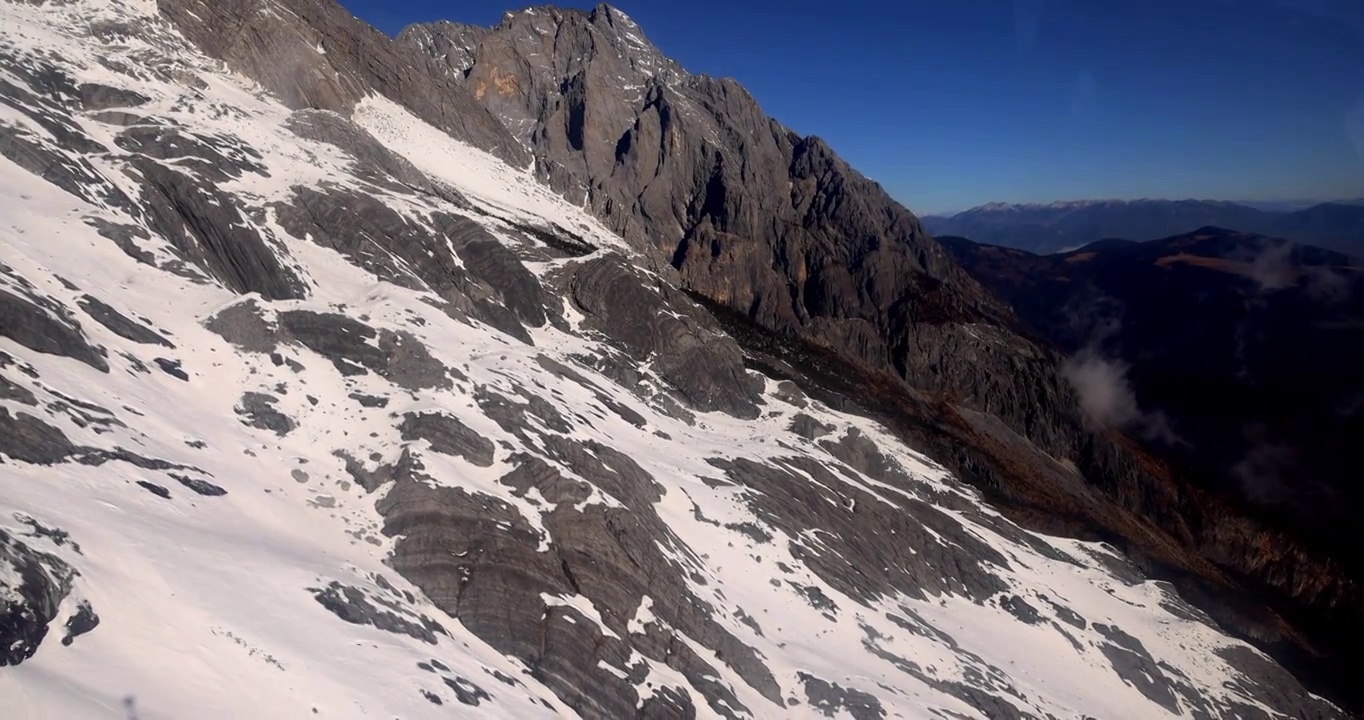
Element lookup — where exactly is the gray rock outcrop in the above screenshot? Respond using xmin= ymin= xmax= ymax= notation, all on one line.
xmin=0 ymin=529 xmax=76 ymax=665
xmin=131 ymin=156 xmax=306 ymax=300
xmin=157 ymin=0 xmax=527 ymax=166
xmin=77 ymin=295 xmax=173 ymax=348
xmin=275 ymin=187 xmax=549 ymax=343
xmin=560 ymin=253 xmax=760 ymax=417
xmin=0 ymin=288 xmax=109 ymax=372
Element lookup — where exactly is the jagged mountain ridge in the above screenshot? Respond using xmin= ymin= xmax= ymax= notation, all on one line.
xmin=922 ymin=199 xmax=1364 ymax=257
xmin=160 ymin=0 xmax=529 ymax=167
xmin=398 ymin=4 xmax=1363 ymax=711
xmin=400 ymin=5 xmax=1012 ymax=364
xmin=0 ymin=0 xmax=1353 ymax=717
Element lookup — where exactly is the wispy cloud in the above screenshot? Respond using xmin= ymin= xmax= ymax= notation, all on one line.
xmin=1236 ymin=238 xmax=1353 ymax=302
xmin=1062 ymin=350 xmax=1139 ymax=427
xmin=1245 ymin=240 xmax=1297 ymax=290
xmin=1062 ymin=347 xmax=1179 ymax=443
xmin=1057 ymin=289 xmax=1178 ymax=442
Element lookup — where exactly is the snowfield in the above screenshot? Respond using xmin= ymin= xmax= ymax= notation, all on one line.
xmin=0 ymin=0 xmax=1344 ymax=718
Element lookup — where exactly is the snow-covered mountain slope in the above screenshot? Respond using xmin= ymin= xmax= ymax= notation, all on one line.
xmin=0 ymin=0 xmax=1345 ymax=718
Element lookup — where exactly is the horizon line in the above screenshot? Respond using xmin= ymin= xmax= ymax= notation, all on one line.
xmin=914 ymin=195 xmax=1364 ymax=217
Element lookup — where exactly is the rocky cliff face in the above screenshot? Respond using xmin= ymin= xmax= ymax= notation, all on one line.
xmin=159 ymin=0 xmax=527 ymax=167
xmin=0 ymin=0 xmax=1354 ymax=717
xmin=397 ymin=6 xmax=1172 ymax=489
xmin=398 ymin=4 xmax=1096 ymax=557
xmin=401 ymin=5 xmax=1364 ymax=711
xmin=400 ymin=7 xmax=1008 ymax=364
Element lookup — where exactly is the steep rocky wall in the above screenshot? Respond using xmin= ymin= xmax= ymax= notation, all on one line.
xmin=158 ymin=0 xmax=527 ymax=166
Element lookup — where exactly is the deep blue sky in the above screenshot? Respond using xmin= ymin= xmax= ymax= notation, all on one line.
xmin=343 ymin=0 xmax=1364 ymax=214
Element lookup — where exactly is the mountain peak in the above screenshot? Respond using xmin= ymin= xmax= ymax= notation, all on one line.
xmin=396 ymin=20 xmax=489 ymax=76
xmin=498 ymin=4 xmax=584 ymax=22
xmin=493 ymin=3 xmax=654 ymax=47
xmin=410 ymin=3 xmax=676 ymax=86
xmin=975 ymin=201 xmax=1023 ymax=212
xmin=588 ymin=3 xmax=667 ymax=66
xmin=589 ymin=3 xmax=641 ymax=29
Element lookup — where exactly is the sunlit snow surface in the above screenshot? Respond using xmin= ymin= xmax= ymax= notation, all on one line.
xmin=0 ymin=0 xmax=1335 ymax=718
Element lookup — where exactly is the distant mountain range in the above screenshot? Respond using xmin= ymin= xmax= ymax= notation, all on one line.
xmin=1238 ymin=199 xmax=1364 ymax=213
xmin=922 ymin=199 xmax=1364 ymax=257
